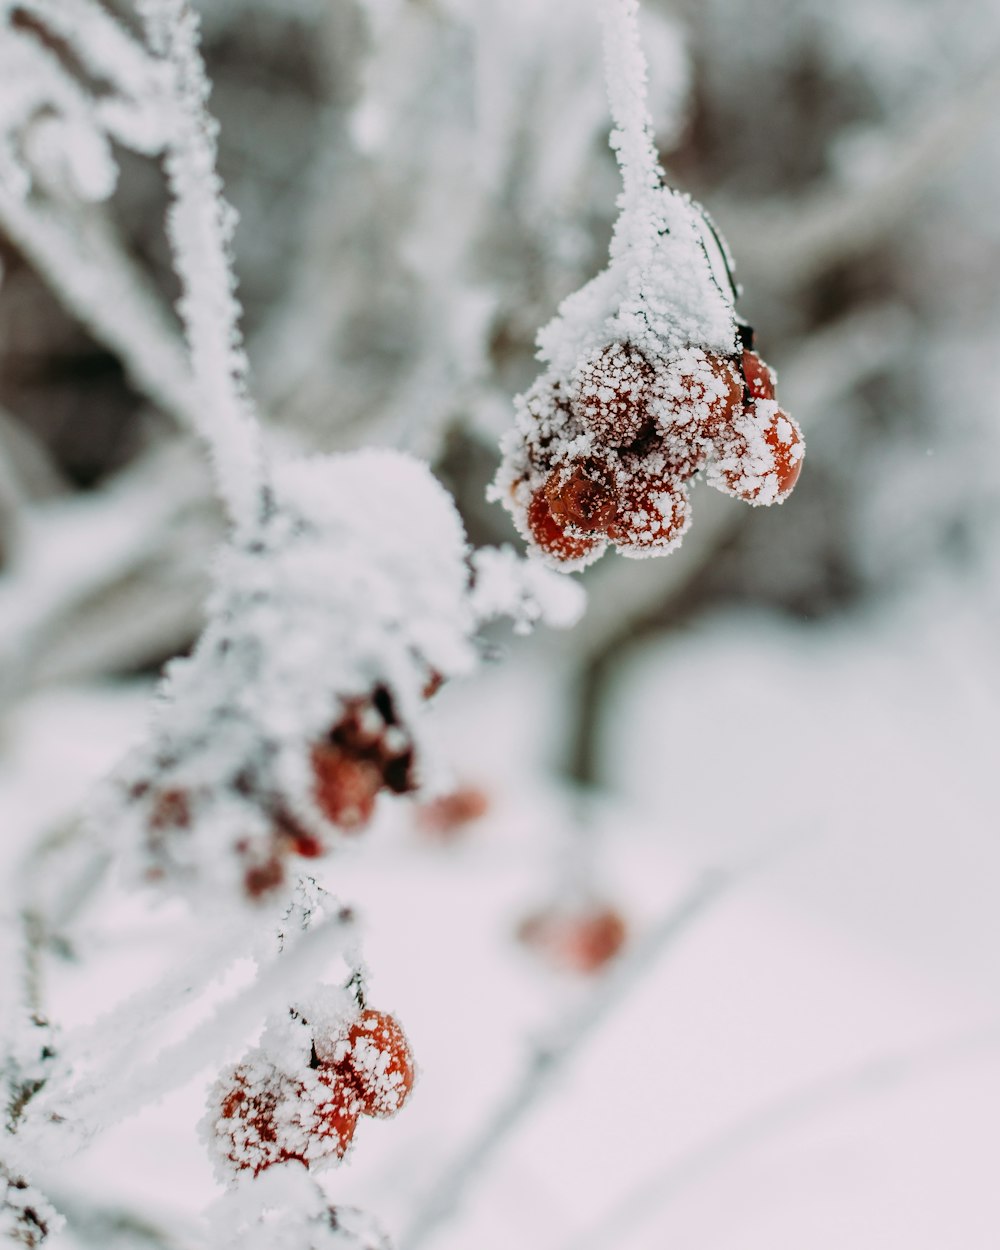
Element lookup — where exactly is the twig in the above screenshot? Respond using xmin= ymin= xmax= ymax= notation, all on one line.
xmin=0 ymin=437 xmax=209 ymax=705
xmin=21 ymin=904 xmax=355 ymax=1161
xmin=599 ymin=0 xmax=660 ymax=212
xmin=139 ymin=0 xmax=269 ymax=536
xmin=562 ymin=1019 xmax=1000 ymax=1250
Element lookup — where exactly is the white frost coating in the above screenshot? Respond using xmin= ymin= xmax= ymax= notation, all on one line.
xmin=207 ymin=1167 xmax=391 ymax=1250
xmin=538 ymin=0 xmax=737 ymax=377
xmin=137 ymin=0 xmax=268 ymax=538
xmin=470 ymin=546 xmax=587 ymax=634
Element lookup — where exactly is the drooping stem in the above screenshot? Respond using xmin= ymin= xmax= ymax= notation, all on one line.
xmin=599 ymin=0 xmax=662 ymax=242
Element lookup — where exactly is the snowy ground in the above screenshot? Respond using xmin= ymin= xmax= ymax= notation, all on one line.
xmin=2 ymin=565 xmax=999 ymax=1249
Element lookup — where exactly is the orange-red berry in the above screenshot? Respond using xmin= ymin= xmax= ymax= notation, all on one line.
xmin=526 ymin=488 xmax=603 ymax=563
xmin=741 ymin=349 xmax=776 ymax=402
xmin=416 ymin=786 xmax=489 ymax=839
xmin=719 ymin=404 xmax=804 ymax=503
xmin=517 ymin=904 xmax=628 ymax=974
xmin=658 ymin=349 xmax=743 ymax=437
xmin=544 ymin=464 xmax=617 ymax=534
xmin=216 ymin=1066 xmax=307 ymax=1177
xmin=571 ymin=341 xmax=656 ymax=447
xmin=607 ymin=472 xmax=691 ymax=552
xmin=313 ymin=1073 xmax=364 ymax=1158
xmin=311 ymin=744 xmax=382 ymax=831
xmin=320 ymin=1010 xmax=415 ymax=1119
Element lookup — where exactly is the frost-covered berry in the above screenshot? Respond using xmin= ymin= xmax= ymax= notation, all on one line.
xmin=517 ymin=903 xmax=628 ymax=974
xmin=147 ymin=787 xmax=192 ymax=831
xmin=312 ymin=1073 xmax=364 ymax=1159
xmin=526 ymin=488 xmax=604 ymax=563
xmin=713 ymin=401 xmax=804 ymax=504
xmin=741 ymin=349 xmax=776 ymax=402
xmin=213 ymin=1063 xmax=309 ymax=1177
xmin=243 ymin=854 xmax=286 ymax=900
xmin=311 ymin=745 xmax=382 ymax=831
xmin=319 ymin=1010 xmax=415 ymax=1119
xmin=544 ymin=463 xmax=617 ymax=534
xmin=607 ymin=464 xmax=692 ymax=555
xmin=654 ymin=347 xmax=743 ymax=436
xmin=208 ymin=1058 xmax=362 ymax=1178
xmin=570 ymin=341 xmax=656 ymax=447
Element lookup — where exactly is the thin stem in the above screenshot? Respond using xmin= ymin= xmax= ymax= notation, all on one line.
xmin=137 ymin=0 xmax=269 ymax=537
xmin=599 ymin=0 xmax=661 ymax=207
xmin=21 ymin=907 xmax=354 ymax=1160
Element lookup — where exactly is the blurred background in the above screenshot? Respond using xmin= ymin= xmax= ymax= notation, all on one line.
xmin=2 ymin=0 xmax=1000 ymax=1246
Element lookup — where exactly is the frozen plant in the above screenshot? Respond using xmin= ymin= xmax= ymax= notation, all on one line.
xmin=491 ymin=0 xmax=804 ymax=569
xmin=0 ymin=0 xmax=803 ymax=1247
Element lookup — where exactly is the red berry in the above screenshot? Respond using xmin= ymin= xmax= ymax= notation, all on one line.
xmin=717 ymin=403 xmax=804 ymax=504
xmin=526 ymin=488 xmax=603 ymax=563
xmin=243 ymin=855 xmax=286 ymax=899
xmin=571 ymin=341 xmax=655 ymax=447
xmin=213 ymin=1060 xmax=362 ymax=1176
xmin=741 ymin=349 xmax=776 ymax=401
xmin=544 ymin=464 xmax=617 ymax=534
xmin=517 ymin=904 xmax=628 ymax=974
xmin=313 ymin=1072 xmax=363 ymax=1158
xmin=320 ymin=1010 xmax=415 ymax=1119
xmin=215 ymin=1065 xmax=307 ymax=1177
xmin=422 ymin=669 xmax=445 ymax=700
xmin=606 ymin=471 xmax=691 ymax=553
xmin=416 ymin=786 xmax=489 ymax=839
xmin=657 ymin=349 xmax=743 ymax=436
xmin=311 ymin=744 xmax=382 ymax=830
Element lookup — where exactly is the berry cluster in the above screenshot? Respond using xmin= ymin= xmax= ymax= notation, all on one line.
xmin=210 ymin=1009 xmax=415 ymax=1178
xmin=311 ymin=684 xmax=420 ymax=834
xmin=500 ymin=338 xmax=803 ymax=568
xmin=127 ymin=676 xmax=442 ymax=901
